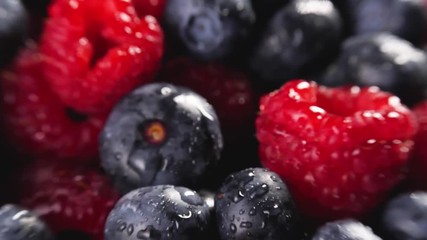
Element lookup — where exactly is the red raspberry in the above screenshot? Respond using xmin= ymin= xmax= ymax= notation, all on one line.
xmin=0 ymin=46 xmax=106 ymax=161
xmin=161 ymin=57 xmax=257 ymax=143
xmin=18 ymin=159 xmax=119 ymax=240
xmin=40 ymin=0 xmax=164 ymax=114
xmin=131 ymin=0 xmax=166 ymax=20
xmin=408 ymin=101 xmax=427 ymax=190
xmin=256 ymin=80 xmax=418 ymax=220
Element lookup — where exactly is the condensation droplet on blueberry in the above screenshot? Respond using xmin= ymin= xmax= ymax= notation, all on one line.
xmin=230 ymin=223 xmax=237 ymax=233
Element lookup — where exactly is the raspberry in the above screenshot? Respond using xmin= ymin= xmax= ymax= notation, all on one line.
xmin=40 ymin=0 xmax=164 ymax=114
xmin=408 ymin=101 xmax=427 ymax=190
xmin=256 ymin=80 xmax=418 ymax=220
xmin=0 ymin=46 xmax=106 ymax=161
xmin=161 ymin=57 xmax=256 ymax=143
xmin=131 ymin=0 xmax=166 ymax=20
xmin=18 ymin=159 xmax=119 ymax=240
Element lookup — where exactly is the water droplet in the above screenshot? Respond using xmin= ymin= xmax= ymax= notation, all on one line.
xmin=240 ymin=222 xmax=252 ymax=228
xmin=239 ymin=209 xmax=245 ymax=215
xmin=178 ymin=211 xmax=192 ymax=219
xmin=136 ymin=225 xmax=161 ymax=239
xmin=161 ymin=87 xmax=172 ymax=96
xmin=250 ymin=184 xmax=269 ymax=199
xmin=117 ymin=222 xmax=126 ymax=232
xmin=249 ymin=207 xmax=256 ymax=216
xmin=127 ymin=224 xmax=134 ymax=236
xmin=270 ymin=175 xmax=278 ymax=182
xmin=230 ymin=223 xmax=237 ymax=233
xmin=230 ymin=194 xmax=244 ymax=203
xmin=115 ymin=153 xmax=122 ymax=161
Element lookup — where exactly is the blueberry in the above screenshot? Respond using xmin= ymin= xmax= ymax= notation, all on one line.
xmin=312 ymin=219 xmax=381 ymax=240
xmin=215 ymin=168 xmax=300 ymax=239
xmin=250 ymin=0 xmax=342 ymax=86
xmin=100 ymin=83 xmax=223 ymax=193
xmin=0 ymin=204 xmax=53 ymax=240
xmin=163 ymin=0 xmax=255 ymax=60
xmin=104 ymin=185 xmax=211 ymax=240
xmin=0 ymin=0 xmax=28 ymax=67
xmin=348 ymin=0 xmax=427 ymax=46
xmin=381 ymin=192 xmax=427 ymax=240
xmin=322 ymin=33 xmax=427 ymax=106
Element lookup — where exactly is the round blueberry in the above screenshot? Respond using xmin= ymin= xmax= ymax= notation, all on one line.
xmin=322 ymin=33 xmax=427 ymax=107
xmin=215 ymin=168 xmax=300 ymax=239
xmin=250 ymin=0 xmax=342 ymax=86
xmin=100 ymin=83 xmax=223 ymax=193
xmin=350 ymin=0 xmax=427 ymax=46
xmin=382 ymin=192 xmax=427 ymax=240
xmin=0 ymin=204 xmax=53 ymax=240
xmin=0 ymin=0 xmax=28 ymax=67
xmin=164 ymin=0 xmax=255 ymax=60
xmin=104 ymin=185 xmax=211 ymax=240
xmin=312 ymin=219 xmax=381 ymax=240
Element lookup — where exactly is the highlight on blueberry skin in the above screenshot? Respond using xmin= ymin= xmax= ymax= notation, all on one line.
xmin=322 ymin=33 xmax=427 ymax=107
xmin=312 ymin=219 xmax=382 ymax=240
xmin=0 ymin=204 xmax=53 ymax=240
xmin=250 ymin=0 xmax=342 ymax=85
xmin=104 ymin=185 xmax=211 ymax=240
xmin=0 ymin=0 xmax=28 ymax=67
xmin=215 ymin=168 xmax=301 ymax=240
xmin=348 ymin=0 xmax=427 ymax=46
xmin=99 ymin=83 xmax=223 ymax=193
xmin=381 ymin=192 xmax=427 ymax=240
xmin=163 ymin=0 xmax=255 ymax=60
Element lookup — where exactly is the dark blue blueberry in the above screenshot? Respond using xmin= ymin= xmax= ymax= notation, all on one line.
xmin=312 ymin=219 xmax=381 ymax=240
xmin=163 ymin=0 xmax=255 ymax=60
xmin=322 ymin=33 xmax=427 ymax=107
xmin=100 ymin=83 xmax=223 ymax=193
xmin=382 ymin=192 xmax=427 ymax=240
xmin=104 ymin=185 xmax=211 ymax=240
xmin=0 ymin=0 xmax=28 ymax=67
xmin=0 ymin=204 xmax=53 ymax=240
xmin=215 ymin=168 xmax=300 ymax=239
xmin=250 ymin=0 xmax=342 ymax=86
xmin=348 ymin=0 xmax=427 ymax=46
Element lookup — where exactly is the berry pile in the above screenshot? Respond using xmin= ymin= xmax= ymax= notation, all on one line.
xmin=1 ymin=0 xmax=427 ymax=239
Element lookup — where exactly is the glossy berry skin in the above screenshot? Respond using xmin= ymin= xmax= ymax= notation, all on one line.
xmin=104 ymin=185 xmax=211 ymax=240
xmin=40 ymin=0 xmax=164 ymax=114
xmin=312 ymin=219 xmax=381 ymax=240
xmin=215 ymin=168 xmax=300 ymax=240
xmin=256 ymin=80 xmax=418 ymax=220
xmin=161 ymin=57 xmax=256 ymax=143
xmin=0 ymin=204 xmax=53 ymax=240
xmin=348 ymin=0 xmax=427 ymax=46
xmin=250 ymin=0 xmax=342 ymax=85
xmin=322 ymin=33 xmax=427 ymax=107
xmin=100 ymin=83 xmax=223 ymax=193
xmin=132 ymin=0 xmax=166 ymax=20
xmin=0 ymin=47 xmax=106 ymax=162
xmin=382 ymin=192 xmax=427 ymax=240
xmin=0 ymin=0 xmax=27 ymax=67
xmin=18 ymin=160 xmax=119 ymax=240
xmin=163 ymin=0 xmax=255 ymax=60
